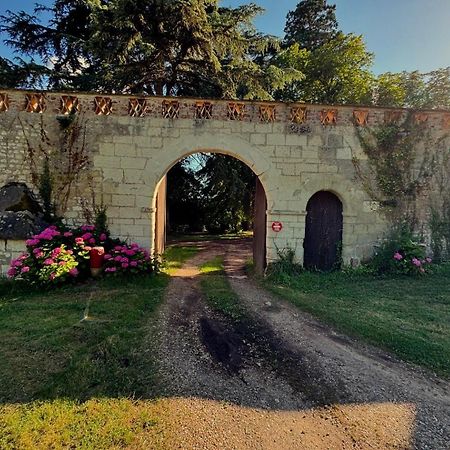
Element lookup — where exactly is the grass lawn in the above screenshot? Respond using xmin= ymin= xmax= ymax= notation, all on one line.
xmin=199 ymin=257 xmax=245 ymax=321
xmin=264 ymin=265 xmax=450 ymax=378
xmin=0 ymin=247 xmax=197 ymax=449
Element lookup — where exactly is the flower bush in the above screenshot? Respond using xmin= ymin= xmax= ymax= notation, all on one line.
xmin=103 ymin=243 xmax=155 ymax=275
xmin=370 ymin=225 xmax=432 ymax=275
xmin=7 ymin=223 xmax=157 ymax=286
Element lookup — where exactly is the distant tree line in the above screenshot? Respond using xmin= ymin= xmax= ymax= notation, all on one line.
xmin=1 ymin=0 xmax=448 ymax=109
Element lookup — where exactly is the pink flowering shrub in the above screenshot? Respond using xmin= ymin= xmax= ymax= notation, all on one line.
xmin=371 ymin=225 xmax=432 ymax=275
xmin=103 ymin=243 xmax=155 ymax=275
xmin=7 ymin=223 xmax=156 ymax=285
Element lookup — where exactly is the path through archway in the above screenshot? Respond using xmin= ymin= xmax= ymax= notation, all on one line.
xmin=153 ymin=152 xmax=267 ymax=275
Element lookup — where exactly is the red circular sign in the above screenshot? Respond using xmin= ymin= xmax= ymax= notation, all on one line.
xmin=272 ymin=221 xmax=283 ymax=232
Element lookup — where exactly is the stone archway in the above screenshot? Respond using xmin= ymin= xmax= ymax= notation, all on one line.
xmin=303 ymin=191 xmax=343 ymax=271
xmin=152 ymin=150 xmax=268 ymax=275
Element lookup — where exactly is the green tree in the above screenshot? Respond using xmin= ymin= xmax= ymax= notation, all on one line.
xmin=284 ymin=0 xmax=338 ymax=50
xmin=276 ymin=33 xmax=374 ymax=104
xmin=167 ymin=159 xmax=205 ymax=233
xmin=197 ymin=154 xmax=255 ymax=234
xmin=1 ymin=0 xmax=299 ymax=99
xmin=375 ymin=68 xmax=450 ymax=109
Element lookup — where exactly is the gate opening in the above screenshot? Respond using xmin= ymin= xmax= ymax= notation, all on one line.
xmin=153 ymin=153 xmax=267 ymax=274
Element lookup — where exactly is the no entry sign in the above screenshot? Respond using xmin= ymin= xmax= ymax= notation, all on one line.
xmin=272 ymin=221 xmax=283 ymax=232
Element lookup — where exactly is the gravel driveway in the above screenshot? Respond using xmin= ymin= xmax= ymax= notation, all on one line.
xmin=153 ymin=239 xmax=450 ymax=450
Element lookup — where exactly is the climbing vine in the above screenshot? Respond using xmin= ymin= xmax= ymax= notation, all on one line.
xmin=18 ymin=112 xmax=91 ymax=218
xmin=353 ymin=111 xmax=450 ymax=259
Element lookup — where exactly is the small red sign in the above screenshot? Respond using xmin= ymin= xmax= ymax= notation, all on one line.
xmin=272 ymin=221 xmax=283 ymax=232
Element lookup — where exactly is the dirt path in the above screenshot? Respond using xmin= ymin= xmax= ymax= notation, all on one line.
xmin=153 ymin=239 xmax=450 ymax=450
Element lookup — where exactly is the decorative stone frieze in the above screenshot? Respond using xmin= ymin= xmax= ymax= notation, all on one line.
xmin=384 ymin=110 xmax=402 ymax=124
xmin=25 ymin=93 xmax=46 ymax=113
xmin=320 ymin=109 xmax=337 ymax=126
xmin=353 ymin=110 xmax=369 ymax=126
xmin=290 ymin=106 xmax=307 ymax=124
xmin=195 ymin=101 xmax=213 ymax=119
xmin=162 ymin=100 xmax=179 ymax=119
xmin=227 ymin=102 xmax=245 ymax=121
xmin=129 ymin=98 xmax=148 ymax=117
xmin=259 ymin=104 xmax=276 ymax=123
xmin=95 ymin=97 xmax=113 ymax=115
xmin=0 ymin=93 xmax=9 ymax=112
xmin=60 ymin=95 xmax=80 ymax=115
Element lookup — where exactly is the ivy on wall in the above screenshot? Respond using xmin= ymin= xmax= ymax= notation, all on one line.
xmin=353 ymin=112 xmax=450 ymax=259
xmin=18 ymin=112 xmax=91 ymax=221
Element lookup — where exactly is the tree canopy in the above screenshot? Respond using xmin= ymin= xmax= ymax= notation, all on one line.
xmin=284 ymin=0 xmax=338 ymax=50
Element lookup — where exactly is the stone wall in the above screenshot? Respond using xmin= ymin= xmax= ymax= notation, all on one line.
xmin=0 ymin=240 xmax=26 ymax=275
xmin=0 ymin=89 xmax=449 ymax=265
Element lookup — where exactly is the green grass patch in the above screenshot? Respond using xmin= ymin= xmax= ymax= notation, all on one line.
xmin=264 ymin=265 xmax=450 ymax=378
xmin=199 ymin=257 xmax=245 ymax=321
xmin=167 ymin=231 xmax=252 ymax=243
xmin=0 ymin=275 xmax=168 ymax=403
xmin=163 ymin=245 xmax=199 ymax=274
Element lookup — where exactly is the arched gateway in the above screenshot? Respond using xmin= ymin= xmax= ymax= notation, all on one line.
xmin=0 ymin=89 xmax=448 ymax=273
xmin=153 ymin=148 xmax=268 ymax=274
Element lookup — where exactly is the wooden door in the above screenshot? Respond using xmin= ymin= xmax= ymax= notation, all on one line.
xmin=154 ymin=176 xmax=167 ymax=256
xmin=253 ymin=178 xmax=267 ymax=275
xmin=303 ymin=191 xmax=343 ymax=271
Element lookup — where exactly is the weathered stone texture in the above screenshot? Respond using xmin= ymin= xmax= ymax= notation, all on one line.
xmin=0 ymin=89 xmax=448 ymax=264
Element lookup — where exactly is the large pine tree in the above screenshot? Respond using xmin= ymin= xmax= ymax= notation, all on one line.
xmin=284 ymin=0 xmax=338 ymax=50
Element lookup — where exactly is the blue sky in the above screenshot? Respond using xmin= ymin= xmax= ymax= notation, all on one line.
xmin=1 ymin=0 xmax=449 ymax=74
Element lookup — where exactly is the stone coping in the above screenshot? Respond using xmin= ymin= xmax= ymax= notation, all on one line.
xmin=0 ymin=88 xmax=449 ymax=130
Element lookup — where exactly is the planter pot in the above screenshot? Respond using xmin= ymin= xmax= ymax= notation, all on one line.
xmin=90 ymin=246 xmax=105 ymax=277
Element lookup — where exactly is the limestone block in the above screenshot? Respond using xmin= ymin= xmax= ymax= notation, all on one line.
xmin=327 ymin=133 xmax=344 ymax=149
xmin=93 ymin=155 xmax=119 ymax=169
xmin=101 ymin=168 xmax=124 ymax=182
xmin=120 ymin=157 xmax=148 ymax=169
xmin=123 ymin=169 xmax=143 ymax=183
xmin=112 ymin=194 xmax=136 ymax=207
xmin=286 ymin=134 xmax=308 ymax=146
xmin=267 ymin=134 xmax=286 ymax=146
xmin=250 ymin=133 xmax=266 ymax=145
xmin=114 ymin=143 xmax=136 ymax=156
xmin=119 ymin=207 xmax=142 ymax=219
xmin=336 ymin=147 xmax=353 ymax=160
xmin=98 ymin=143 xmax=115 ymax=156
xmin=302 ymin=149 xmax=318 ymax=160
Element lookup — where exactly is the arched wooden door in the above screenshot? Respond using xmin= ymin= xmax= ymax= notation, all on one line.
xmin=303 ymin=191 xmax=343 ymax=271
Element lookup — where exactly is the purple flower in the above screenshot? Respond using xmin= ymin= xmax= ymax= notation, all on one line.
xmin=122 ymin=262 xmax=129 ymax=269
xmin=64 ymin=231 xmax=73 ymax=237
xmin=393 ymin=252 xmax=403 ymax=261
xmin=105 ymin=267 xmax=117 ymax=273
xmin=89 ymin=238 xmax=96 ymax=244
xmin=26 ymin=238 xmax=40 ymax=246
xmin=44 ymin=258 xmax=54 ymax=266
xmin=412 ymin=257 xmax=422 ymax=267
xmin=82 ymin=233 xmax=92 ymax=240
xmin=99 ymin=233 xmax=107 ymax=241
xmin=7 ymin=267 xmax=16 ymax=277
xmin=21 ymin=266 xmax=30 ymax=273
xmin=425 ymin=257 xmax=432 ymax=263
xmin=104 ymin=254 xmax=112 ymax=260
xmin=130 ymin=261 xmax=138 ymax=267
xmin=114 ymin=255 xmax=122 ymax=262
xmin=75 ymin=237 xmax=84 ymax=245
xmin=81 ymin=225 xmax=95 ymax=232
xmin=69 ymin=268 xmax=79 ymax=277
